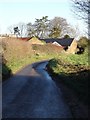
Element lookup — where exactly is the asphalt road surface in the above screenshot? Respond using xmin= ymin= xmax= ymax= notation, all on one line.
xmin=2 ymin=60 xmax=72 ymax=118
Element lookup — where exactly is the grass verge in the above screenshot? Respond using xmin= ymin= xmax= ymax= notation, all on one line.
xmin=47 ymin=48 xmax=89 ymax=104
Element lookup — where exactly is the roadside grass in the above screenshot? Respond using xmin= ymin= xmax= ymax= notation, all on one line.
xmin=47 ymin=48 xmax=89 ymax=104
xmin=6 ymin=54 xmax=55 ymax=74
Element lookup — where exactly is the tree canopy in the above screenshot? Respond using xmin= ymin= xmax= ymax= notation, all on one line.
xmin=27 ymin=16 xmax=76 ymax=39
xmin=8 ymin=16 xmax=79 ymax=39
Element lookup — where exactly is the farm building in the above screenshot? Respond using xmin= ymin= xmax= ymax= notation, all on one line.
xmin=40 ymin=38 xmax=77 ymax=54
xmin=19 ymin=36 xmax=77 ymax=54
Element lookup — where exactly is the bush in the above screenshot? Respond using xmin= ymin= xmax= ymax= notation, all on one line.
xmin=77 ymin=36 xmax=89 ymax=48
xmin=64 ymin=34 xmax=70 ymax=38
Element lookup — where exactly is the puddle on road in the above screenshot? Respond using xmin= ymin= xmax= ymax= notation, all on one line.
xmin=35 ymin=62 xmax=52 ymax=81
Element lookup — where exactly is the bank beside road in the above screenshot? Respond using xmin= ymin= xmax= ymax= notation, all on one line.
xmin=46 ymin=53 xmax=89 ymax=118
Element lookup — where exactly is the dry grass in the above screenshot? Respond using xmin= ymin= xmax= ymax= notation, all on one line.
xmin=32 ymin=43 xmax=64 ymax=55
xmin=2 ymin=37 xmax=33 ymax=74
xmin=2 ymin=37 xmax=33 ymax=62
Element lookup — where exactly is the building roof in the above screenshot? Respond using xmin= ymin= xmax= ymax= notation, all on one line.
xmin=18 ymin=37 xmax=31 ymax=41
xmin=40 ymin=38 xmax=74 ymax=47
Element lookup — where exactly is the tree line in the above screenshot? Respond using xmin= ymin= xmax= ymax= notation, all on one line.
xmin=8 ymin=16 xmax=79 ymax=39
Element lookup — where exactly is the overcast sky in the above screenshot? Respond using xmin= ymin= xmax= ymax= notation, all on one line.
xmin=0 ymin=0 xmax=87 ymax=36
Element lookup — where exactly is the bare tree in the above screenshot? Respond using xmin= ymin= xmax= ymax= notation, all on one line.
xmin=71 ymin=0 xmax=89 ymax=23
xmin=49 ymin=17 xmax=71 ymax=38
xmin=27 ymin=22 xmax=36 ymax=37
xmin=18 ymin=22 xmax=27 ymax=37
xmin=8 ymin=25 xmax=14 ymax=34
xmin=66 ymin=25 xmax=80 ymax=38
xmin=8 ymin=22 xmax=27 ymax=37
xmin=71 ymin=0 xmax=90 ymax=37
xmin=27 ymin=16 xmax=78 ymax=39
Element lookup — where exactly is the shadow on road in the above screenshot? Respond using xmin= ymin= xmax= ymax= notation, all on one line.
xmin=2 ymin=65 xmax=72 ymax=118
xmin=2 ymin=63 xmax=12 ymax=81
xmin=2 ymin=75 xmax=72 ymax=118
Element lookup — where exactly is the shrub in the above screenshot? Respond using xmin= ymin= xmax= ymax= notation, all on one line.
xmin=77 ymin=36 xmax=89 ymax=48
xmin=64 ymin=34 xmax=70 ymax=38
